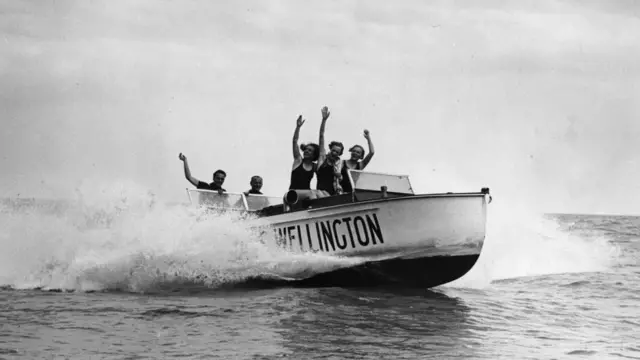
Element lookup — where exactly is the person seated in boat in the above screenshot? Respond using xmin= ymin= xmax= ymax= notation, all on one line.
xmin=178 ymin=153 xmax=227 ymax=194
xmin=339 ymin=129 xmax=375 ymax=193
xmin=233 ymin=175 xmax=269 ymax=210
xmin=315 ymin=106 xmax=345 ymax=196
xmin=244 ymin=175 xmax=263 ymax=195
xmin=289 ymin=114 xmax=320 ymax=190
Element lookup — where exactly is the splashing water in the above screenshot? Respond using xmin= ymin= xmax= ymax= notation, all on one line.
xmin=445 ymin=202 xmax=620 ymax=289
xmin=0 ymin=181 xmax=360 ymax=293
xmin=0 ymin=181 xmax=619 ymax=293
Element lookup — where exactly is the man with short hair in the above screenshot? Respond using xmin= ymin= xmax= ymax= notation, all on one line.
xmin=244 ymin=175 xmax=263 ymax=195
xmin=241 ymin=175 xmax=270 ymax=210
xmin=178 ymin=153 xmax=226 ymax=195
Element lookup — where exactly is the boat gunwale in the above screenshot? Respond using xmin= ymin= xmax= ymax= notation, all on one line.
xmin=255 ymin=191 xmax=489 ymax=220
xmin=305 ymin=191 xmax=488 ymax=213
xmin=186 ymin=188 xmax=490 ymax=216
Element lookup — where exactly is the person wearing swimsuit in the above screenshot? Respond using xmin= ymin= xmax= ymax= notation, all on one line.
xmin=340 ymin=129 xmax=375 ymax=192
xmin=317 ymin=141 xmax=345 ymax=195
xmin=289 ymin=114 xmax=319 ymax=190
xmin=315 ymin=106 xmax=345 ymax=196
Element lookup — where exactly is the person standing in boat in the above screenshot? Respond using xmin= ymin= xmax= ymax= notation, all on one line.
xmin=178 ymin=153 xmax=226 ymax=194
xmin=316 ymin=106 xmax=345 ymax=196
xmin=289 ymin=115 xmax=319 ymax=190
xmin=339 ymin=129 xmax=375 ymax=193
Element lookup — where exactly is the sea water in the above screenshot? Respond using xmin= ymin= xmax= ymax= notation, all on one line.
xmin=0 ymin=183 xmax=637 ymax=359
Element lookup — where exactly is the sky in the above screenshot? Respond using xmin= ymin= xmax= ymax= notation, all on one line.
xmin=1 ymin=0 xmax=639 ymax=215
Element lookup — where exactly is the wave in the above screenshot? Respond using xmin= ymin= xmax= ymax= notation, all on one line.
xmin=0 ymin=181 xmax=360 ymax=293
xmin=444 ymin=203 xmax=621 ymax=289
xmin=0 ymin=180 xmax=623 ymax=293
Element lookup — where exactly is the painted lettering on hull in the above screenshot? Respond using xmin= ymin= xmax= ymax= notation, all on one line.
xmin=272 ymin=213 xmax=384 ymax=253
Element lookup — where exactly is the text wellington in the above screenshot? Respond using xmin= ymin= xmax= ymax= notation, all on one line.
xmin=270 ymin=212 xmax=385 ymax=253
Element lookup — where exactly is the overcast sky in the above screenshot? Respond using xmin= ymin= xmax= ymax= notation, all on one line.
xmin=1 ymin=0 xmax=639 ymax=215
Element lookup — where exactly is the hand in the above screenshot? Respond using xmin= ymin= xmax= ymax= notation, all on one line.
xmin=296 ymin=115 xmax=305 ymax=128
xmin=363 ymin=129 xmax=370 ymax=140
xmin=321 ymin=106 xmax=330 ymax=121
xmin=179 ymin=153 xmax=186 ymax=161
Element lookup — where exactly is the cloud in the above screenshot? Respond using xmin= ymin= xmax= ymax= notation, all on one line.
xmin=1 ymin=0 xmax=639 ymax=214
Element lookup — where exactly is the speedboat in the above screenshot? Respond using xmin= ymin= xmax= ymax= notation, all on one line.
xmin=185 ymin=169 xmax=492 ymax=288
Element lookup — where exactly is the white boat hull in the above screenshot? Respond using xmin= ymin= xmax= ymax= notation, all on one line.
xmin=185 ymin=169 xmax=491 ymax=288
xmin=250 ymin=194 xmax=487 ymax=259
xmin=244 ymin=193 xmax=488 ymax=288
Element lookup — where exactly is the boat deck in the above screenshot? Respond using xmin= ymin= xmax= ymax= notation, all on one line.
xmin=256 ymin=189 xmax=413 ymax=216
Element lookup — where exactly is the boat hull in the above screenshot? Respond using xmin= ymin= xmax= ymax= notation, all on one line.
xmin=247 ymin=193 xmax=488 ymax=288
xmin=286 ymin=254 xmax=480 ymax=288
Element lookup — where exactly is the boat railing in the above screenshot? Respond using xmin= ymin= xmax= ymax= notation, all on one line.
xmin=185 ymin=189 xmax=283 ymax=212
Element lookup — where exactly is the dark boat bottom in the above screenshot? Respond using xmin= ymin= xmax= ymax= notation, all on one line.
xmin=235 ymin=254 xmax=481 ymax=290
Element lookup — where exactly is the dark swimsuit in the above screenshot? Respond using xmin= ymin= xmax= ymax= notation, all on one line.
xmin=316 ymin=161 xmax=338 ymax=195
xmin=339 ymin=160 xmax=359 ymax=193
xmin=289 ymin=163 xmax=316 ymax=190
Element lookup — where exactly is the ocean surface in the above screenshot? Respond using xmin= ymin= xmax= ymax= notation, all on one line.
xmin=0 ymin=191 xmax=638 ymax=359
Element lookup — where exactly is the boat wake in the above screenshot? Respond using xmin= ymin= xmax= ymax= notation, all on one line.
xmin=0 ymin=182 xmax=363 ymax=293
xmin=0 ymin=182 xmax=620 ymax=293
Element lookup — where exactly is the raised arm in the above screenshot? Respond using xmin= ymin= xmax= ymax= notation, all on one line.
xmin=317 ymin=106 xmax=330 ymax=165
xmin=179 ymin=153 xmax=200 ymax=187
xmin=359 ymin=129 xmax=375 ymax=170
xmin=292 ymin=115 xmax=305 ymax=169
